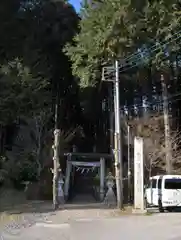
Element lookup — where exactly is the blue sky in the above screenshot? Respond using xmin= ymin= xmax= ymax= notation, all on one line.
xmin=69 ymin=0 xmax=81 ymax=11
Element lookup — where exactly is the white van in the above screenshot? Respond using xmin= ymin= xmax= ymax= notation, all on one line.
xmin=145 ymin=175 xmax=181 ymax=212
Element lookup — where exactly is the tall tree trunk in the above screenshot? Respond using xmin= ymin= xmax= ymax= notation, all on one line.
xmin=52 ymin=84 xmax=61 ymax=209
xmin=52 ymin=128 xmax=60 ymax=209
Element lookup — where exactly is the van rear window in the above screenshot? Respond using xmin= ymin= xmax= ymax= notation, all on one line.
xmin=164 ymin=179 xmax=181 ymax=189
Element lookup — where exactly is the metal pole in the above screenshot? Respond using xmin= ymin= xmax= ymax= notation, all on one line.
xmin=161 ymin=74 xmax=172 ymax=174
xmin=108 ymin=85 xmax=114 ymax=153
xmin=114 ymin=60 xmax=123 ymax=209
xmin=127 ymin=124 xmax=131 ymax=204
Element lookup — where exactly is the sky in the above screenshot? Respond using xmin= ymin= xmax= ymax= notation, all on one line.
xmin=69 ymin=0 xmax=81 ymax=11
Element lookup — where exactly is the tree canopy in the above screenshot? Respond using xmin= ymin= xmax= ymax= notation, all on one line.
xmin=0 ymin=0 xmax=83 ymax=187
xmin=0 ymin=0 xmax=79 ymax=126
xmin=66 ymin=0 xmax=181 ymax=87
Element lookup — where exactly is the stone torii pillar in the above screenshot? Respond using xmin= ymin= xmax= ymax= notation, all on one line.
xmin=100 ymin=157 xmax=105 ymax=201
xmin=64 ymin=154 xmax=72 ymax=201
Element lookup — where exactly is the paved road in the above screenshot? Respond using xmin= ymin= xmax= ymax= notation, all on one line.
xmin=72 ymin=213 xmax=181 ymax=240
xmin=1 ymin=211 xmax=181 ymax=240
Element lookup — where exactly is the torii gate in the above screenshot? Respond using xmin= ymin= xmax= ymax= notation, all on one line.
xmin=63 ymin=153 xmax=113 ymax=201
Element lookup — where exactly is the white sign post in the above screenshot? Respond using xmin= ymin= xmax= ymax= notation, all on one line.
xmin=134 ymin=137 xmax=144 ymax=211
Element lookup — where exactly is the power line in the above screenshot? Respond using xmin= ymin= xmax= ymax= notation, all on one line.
xmin=122 ymin=96 xmax=181 ymax=111
xmin=118 ymin=40 xmax=181 ymax=74
xmin=120 ymin=91 xmax=181 ymax=111
xmin=102 ymin=29 xmax=181 ymax=69
xmin=103 ymin=30 xmax=181 ymax=77
xmin=123 ymin=30 xmax=181 ymax=68
xmin=121 ymin=29 xmax=181 ymax=64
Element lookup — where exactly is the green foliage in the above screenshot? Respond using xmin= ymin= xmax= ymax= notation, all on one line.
xmin=0 ymin=0 xmax=80 ymax=125
xmin=66 ymin=0 xmax=181 ymax=87
xmin=65 ymin=0 xmax=146 ymax=86
xmin=0 ymin=0 xmax=81 ymax=187
xmin=10 ymin=153 xmax=38 ymax=182
xmin=0 ymin=59 xmax=49 ymax=125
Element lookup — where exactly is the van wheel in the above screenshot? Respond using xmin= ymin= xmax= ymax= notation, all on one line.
xmin=158 ymin=199 xmax=164 ymax=212
xmin=166 ymin=207 xmax=173 ymax=212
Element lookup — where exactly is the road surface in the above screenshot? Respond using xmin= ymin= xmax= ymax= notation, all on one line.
xmin=1 ymin=209 xmax=181 ymax=240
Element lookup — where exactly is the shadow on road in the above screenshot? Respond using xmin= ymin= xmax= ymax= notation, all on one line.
xmin=0 ymin=191 xmax=117 ymax=217
xmin=146 ymin=206 xmax=181 ymax=214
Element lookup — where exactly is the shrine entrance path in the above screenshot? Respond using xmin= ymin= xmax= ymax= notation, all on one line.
xmin=50 ymin=200 xmax=118 ymax=224
xmin=69 ymin=193 xmax=98 ymax=203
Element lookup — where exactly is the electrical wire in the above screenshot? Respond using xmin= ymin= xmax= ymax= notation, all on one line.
xmin=121 ymin=29 xmax=181 ymax=65
xmin=120 ymin=91 xmax=181 ymax=111
xmin=120 ymin=30 xmax=181 ymax=69
xmin=102 ymin=31 xmax=181 ymax=117
xmin=103 ymin=30 xmax=181 ymax=77
xmin=103 ymin=39 xmax=181 ymax=77
xmin=118 ymin=41 xmax=181 ymax=74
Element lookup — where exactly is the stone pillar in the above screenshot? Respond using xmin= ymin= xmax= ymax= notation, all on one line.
xmin=57 ymin=173 xmax=65 ymax=205
xmin=64 ymin=154 xmax=72 ymax=200
xmin=100 ymin=157 xmax=105 ymax=201
xmin=134 ymin=137 xmax=144 ymax=212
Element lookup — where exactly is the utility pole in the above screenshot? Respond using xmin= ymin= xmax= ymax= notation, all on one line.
xmin=101 ymin=60 xmax=123 ymax=209
xmin=127 ymin=124 xmax=131 ymax=204
xmin=114 ymin=60 xmax=123 ymax=209
xmin=108 ymin=85 xmax=114 ymax=154
xmin=161 ymin=74 xmax=172 ymax=174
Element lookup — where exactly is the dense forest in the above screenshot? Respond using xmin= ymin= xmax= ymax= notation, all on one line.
xmin=0 ymin=0 xmax=80 ymax=189
xmin=66 ymin=0 xmax=181 ymax=176
xmin=1 ymin=0 xmax=181 ymax=199
xmin=0 ymin=0 xmax=109 ymax=199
